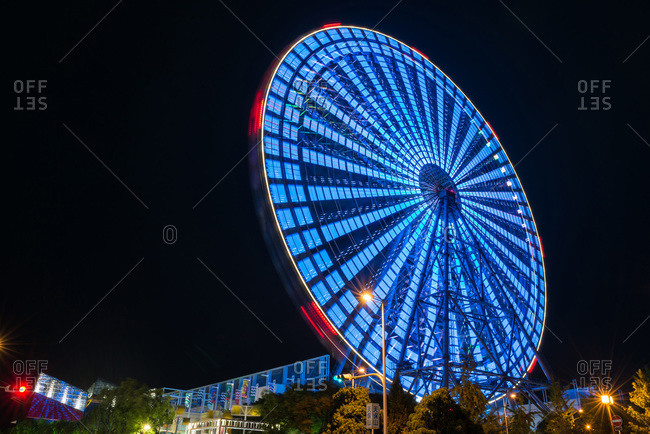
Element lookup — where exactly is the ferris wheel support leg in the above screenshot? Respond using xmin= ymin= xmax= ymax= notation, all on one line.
xmin=456 ymin=212 xmax=554 ymax=383
xmin=395 ymin=212 xmax=442 ymax=379
xmin=441 ymin=199 xmax=451 ymax=389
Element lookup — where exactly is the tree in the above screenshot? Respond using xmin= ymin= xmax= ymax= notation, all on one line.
xmin=81 ymin=378 xmax=173 ymax=433
xmin=387 ymin=375 xmax=416 ymax=434
xmin=9 ymin=419 xmax=86 ymax=433
xmin=405 ymin=388 xmax=483 ymax=433
xmin=536 ymin=382 xmax=576 ymax=433
xmin=451 ymin=370 xmax=488 ymax=426
xmin=628 ymin=368 xmax=650 ymax=433
xmin=257 ymin=383 xmax=338 ymax=433
xmin=323 ymin=387 xmax=370 ymax=434
xmin=508 ymin=401 xmax=536 ymax=434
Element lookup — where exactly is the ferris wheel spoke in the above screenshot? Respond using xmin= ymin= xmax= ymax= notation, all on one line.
xmin=317 ymin=69 xmax=414 ymax=173
xmin=353 ymin=55 xmax=432 ymax=165
xmin=460 ymin=202 xmax=529 ymax=255
xmin=336 ymin=52 xmax=415 ymax=163
xmin=301 ymin=114 xmax=415 ymax=183
xmin=456 ymin=165 xmax=511 ymax=190
xmin=346 ymin=55 xmax=417 ymax=161
xmin=449 ymin=121 xmax=481 ymax=177
xmin=300 ymin=147 xmax=418 ymax=188
xmin=416 ymin=71 xmax=444 ymax=168
xmin=375 ymin=59 xmax=430 ymax=160
xmin=452 ymin=139 xmax=496 ymax=182
xmin=395 ymin=62 xmax=432 ymax=156
xmin=319 ymin=198 xmax=423 ymax=243
xmin=456 ymin=215 xmax=530 ymax=311
xmin=334 ymin=205 xmax=428 ymax=285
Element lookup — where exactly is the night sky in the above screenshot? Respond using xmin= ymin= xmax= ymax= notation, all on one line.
xmin=3 ymin=0 xmax=649 ymax=424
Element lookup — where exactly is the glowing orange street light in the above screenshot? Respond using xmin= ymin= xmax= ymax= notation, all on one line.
xmin=358 ymin=366 xmax=366 ymax=374
xmin=510 ymin=392 xmax=516 ymax=399
xmin=360 ymin=291 xmax=387 ymax=434
xmin=601 ymin=395 xmax=613 ymax=405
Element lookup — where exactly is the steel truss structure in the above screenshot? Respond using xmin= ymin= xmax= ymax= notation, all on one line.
xmin=251 ymin=25 xmax=550 ymax=402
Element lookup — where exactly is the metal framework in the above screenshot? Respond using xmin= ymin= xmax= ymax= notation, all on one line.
xmin=251 ymin=25 xmax=549 ymax=402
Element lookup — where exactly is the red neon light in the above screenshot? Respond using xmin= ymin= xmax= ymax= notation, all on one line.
xmin=301 ymin=306 xmax=324 ymax=338
xmin=311 ymin=301 xmax=337 ymax=335
xmin=322 ymin=22 xmax=342 ymax=29
xmin=527 ymin=356 xmax=537 ymax=373
xmin=485 ymin=121 xmax=499 ymax=141
xmin=249 ymin=90 xmax=264 ymax=136
xmin=411 ymin=47 xmax=428 ymax=60
xmin=538 ymin=237 xmax=545 ymax=258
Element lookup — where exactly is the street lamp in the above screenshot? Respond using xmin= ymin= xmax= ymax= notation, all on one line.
xmin=361 ymin=292 xmax=387 ymax=434
xmin=143 ymin=424 xmax=152 ymax=431
xmin=600 ymin=394 xmax=615 ymax=434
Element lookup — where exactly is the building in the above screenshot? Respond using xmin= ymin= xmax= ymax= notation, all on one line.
xmin=26 ymin=373 xmax=88 ymax=422
xmin=161 ymin=355 xmax=330 ymax=433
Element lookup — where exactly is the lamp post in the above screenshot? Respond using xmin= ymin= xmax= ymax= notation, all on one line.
xmin=601 ymin=394 xmax=614 ymax=433
xmin=361 ymin=292 xmax=387 ymax=434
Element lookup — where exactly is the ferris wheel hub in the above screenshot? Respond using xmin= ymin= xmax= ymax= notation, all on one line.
xmin=418 ymin=163 xmax=460 ymax=211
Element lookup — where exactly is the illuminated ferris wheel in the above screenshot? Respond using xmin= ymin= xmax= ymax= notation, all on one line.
xmin=249 ymin=24 xmax=550 ymax=401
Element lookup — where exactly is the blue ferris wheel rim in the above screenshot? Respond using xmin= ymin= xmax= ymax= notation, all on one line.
xmin=250 ymin=25 xmax=547 ymax=397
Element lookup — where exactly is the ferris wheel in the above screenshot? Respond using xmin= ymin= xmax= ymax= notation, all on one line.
xmin=249 ymin=24 xmax=549 ymax=400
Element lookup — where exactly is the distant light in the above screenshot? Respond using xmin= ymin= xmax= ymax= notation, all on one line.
xmin=578 ymin=408 xmax=584 ymax=413
xmin=143 ymin=424 xmax=152 ymax=431
xmin=501 ymin=167 xmax=506 ymax=173
xmin=510 ymin=393 xmax=516 ymax=399
xmin=600 ymin=395 xmax=613 ymax=404
xmin=358 ymin=366 xmax=366 ymax=374
xmin=493 ymin=154 xmax=499 ymax=160
xmin=586 ymin=424 xmax=591 ymax=430
xmin=361 ymin=293 xmax=373 ymax=302
xmin=517 ymin=209 xmax=523 ymax=214
xmin=19 ymin=386 xmax=26 ymax=393
xmin=506 ymin=181 xmax=513 ymax=187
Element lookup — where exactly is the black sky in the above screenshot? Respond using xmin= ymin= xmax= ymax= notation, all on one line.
xmin=3 ymin=0 xmax=649 ymax=424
